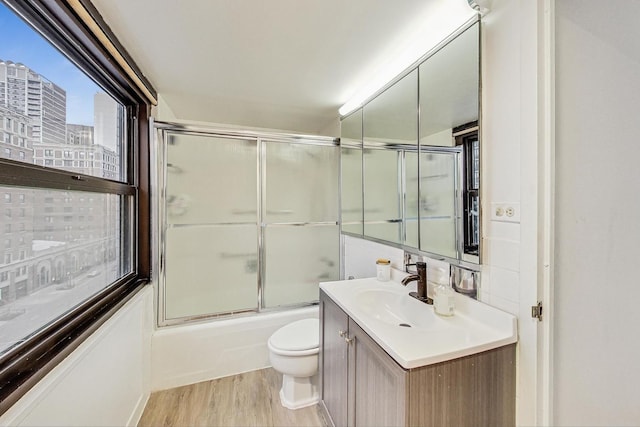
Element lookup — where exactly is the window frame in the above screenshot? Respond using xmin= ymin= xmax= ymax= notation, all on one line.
xmin=455 ymin=124 xmax=480 ymax=257
xmin=0 ymin=0 xmax=154 ymax=414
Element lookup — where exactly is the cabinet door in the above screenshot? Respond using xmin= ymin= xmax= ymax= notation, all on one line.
xmin=350 ymin=320 xmax=407 ymax=427
xmin=320 ymin=292 xmax=349 ymax=427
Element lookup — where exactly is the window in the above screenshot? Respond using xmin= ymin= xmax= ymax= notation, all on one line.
xmin=0 ymin=0 xmax=153 ymax=413
xmin=456 ymin=124 xmax=480 ymax=256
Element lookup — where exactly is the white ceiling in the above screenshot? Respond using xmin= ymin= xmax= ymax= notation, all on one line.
xmin=91 ymin=0 xmax=471 ymax=136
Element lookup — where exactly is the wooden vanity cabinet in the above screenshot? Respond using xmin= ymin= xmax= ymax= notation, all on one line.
xmin=319 ymin=290 xmax=516 ymax=427
xmin=320 ymin=290 xmax=349 ymax=426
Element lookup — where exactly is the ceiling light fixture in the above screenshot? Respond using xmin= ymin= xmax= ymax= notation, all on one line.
xmin=338 ymin=0 xmax=478 ymax=117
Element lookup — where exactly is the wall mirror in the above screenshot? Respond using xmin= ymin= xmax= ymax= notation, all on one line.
xmin=363 ymin=69 xmax=417 ymax=246
xmin=340 ymin=110 xmax=363 ymax=236
xmin=340 ymin=20 xmax=480 ymax=264
xmin=419 ymin=21 xmax=479 ymax=262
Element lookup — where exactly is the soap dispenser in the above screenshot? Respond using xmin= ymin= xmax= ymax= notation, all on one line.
xmin=434 ymin=281 xmax=455 ymax=317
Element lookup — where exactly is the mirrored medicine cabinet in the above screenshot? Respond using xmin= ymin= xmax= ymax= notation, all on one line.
xmin=340 ymin=20 xmax=480 ymax=264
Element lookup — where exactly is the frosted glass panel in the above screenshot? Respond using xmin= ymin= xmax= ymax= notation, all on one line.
xmin=405 ymin=151 xmax=419 ymax=248
xmin=419 ymin=152 xmax=457 ymax=258
xmin=265 ymin=141 xmax=339 ymax=223
xmin=165 ymin=225 xmax=258 ymax=319
xmin=341 ymin=146 xmax=363 ymax=235
xmin=166 ymin=133 xmax=257 ymax=224
xmin=264 ymin=225 xmax=339 ymax=308
xmin=363 ymin=148 xmax=401 ymax=243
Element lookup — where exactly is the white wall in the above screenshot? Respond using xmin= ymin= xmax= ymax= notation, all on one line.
xmin=156 ymin=94 xmax=178 ymax=121
xmin=553 ymin=1 xmax=640 ymax=425
xmin=0 ymin=286 xmax=153 ymax=427
xmin=343 ymin=235 xmax=405 ymax=279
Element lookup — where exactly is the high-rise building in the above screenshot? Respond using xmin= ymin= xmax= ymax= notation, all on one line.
xmin=0 ymin=59 xmax=66 ymax=145
xmin=94 ymin=92 xmax=123 ymax=153
xmin=0 ymin=61 xmax=121 ymax=306
xmin=0 ymin=104 xmax=35 ymax=302
xmin=67 ymin=124 xmax=93 ymax=146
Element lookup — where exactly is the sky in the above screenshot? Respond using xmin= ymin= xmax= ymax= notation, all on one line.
xmin=0 ymin=3 xmax=101 ymax=126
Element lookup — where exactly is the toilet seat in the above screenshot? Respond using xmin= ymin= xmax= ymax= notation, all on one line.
xmin=268 ymin=318 xmax=319 ymax=356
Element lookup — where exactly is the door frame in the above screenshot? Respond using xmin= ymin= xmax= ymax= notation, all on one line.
xmin=537 ymin=0 xmax=555 ymax=424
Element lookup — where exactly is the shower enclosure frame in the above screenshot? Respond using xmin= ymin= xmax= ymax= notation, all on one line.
xmin=152 ymin=121 xmax=340 ymax=327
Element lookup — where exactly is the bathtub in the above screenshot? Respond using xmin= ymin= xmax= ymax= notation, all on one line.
xmin=150 ymin=305 xmax=319 ymax=391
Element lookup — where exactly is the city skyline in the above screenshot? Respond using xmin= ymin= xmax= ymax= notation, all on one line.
xmin=0 ymin=3 xmax=102 ymax=126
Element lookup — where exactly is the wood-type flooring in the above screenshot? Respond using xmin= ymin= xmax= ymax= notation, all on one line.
xmin=138 ymin=368 xmax=327 ymax=427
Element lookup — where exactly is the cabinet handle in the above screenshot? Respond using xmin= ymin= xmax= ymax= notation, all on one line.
xmin=339 ymin=330 xmax=353 ymax=344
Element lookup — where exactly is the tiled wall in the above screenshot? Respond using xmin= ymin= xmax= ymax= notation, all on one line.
xmin=478 ymin=222 xmax=520 ymax=316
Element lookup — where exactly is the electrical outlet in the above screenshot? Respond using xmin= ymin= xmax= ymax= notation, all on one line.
xmin=491 ymin=202 xmax=520 ymax=223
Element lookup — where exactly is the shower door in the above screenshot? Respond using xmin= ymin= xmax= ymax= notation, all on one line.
xmin=156 ymin=126 xmax=340 ymax=325
xmin=262 ymin=140 xmax=340 ymax=308
xmin=161 ymin=132 xmax=259 ymax=321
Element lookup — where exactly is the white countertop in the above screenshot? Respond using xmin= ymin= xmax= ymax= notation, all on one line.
xmin=320 ymin=277 xmax=518 ymax=369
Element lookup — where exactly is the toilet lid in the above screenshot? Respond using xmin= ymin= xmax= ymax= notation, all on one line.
xmin=269 ymin=318 xmax=319 ymax=352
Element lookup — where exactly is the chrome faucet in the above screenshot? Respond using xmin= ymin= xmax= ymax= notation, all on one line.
xmin=401 ymin=261 xmax=433 ymax=304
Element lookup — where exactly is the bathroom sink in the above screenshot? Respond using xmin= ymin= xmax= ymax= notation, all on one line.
xmin=320 ymin=277 xmax=517 ymax=369
xmin=354 ymin=289 xmax=438 ymax=329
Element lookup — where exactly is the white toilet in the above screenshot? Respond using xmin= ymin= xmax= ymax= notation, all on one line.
xmin=268 ymin=318 xmax=320 ymax=410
